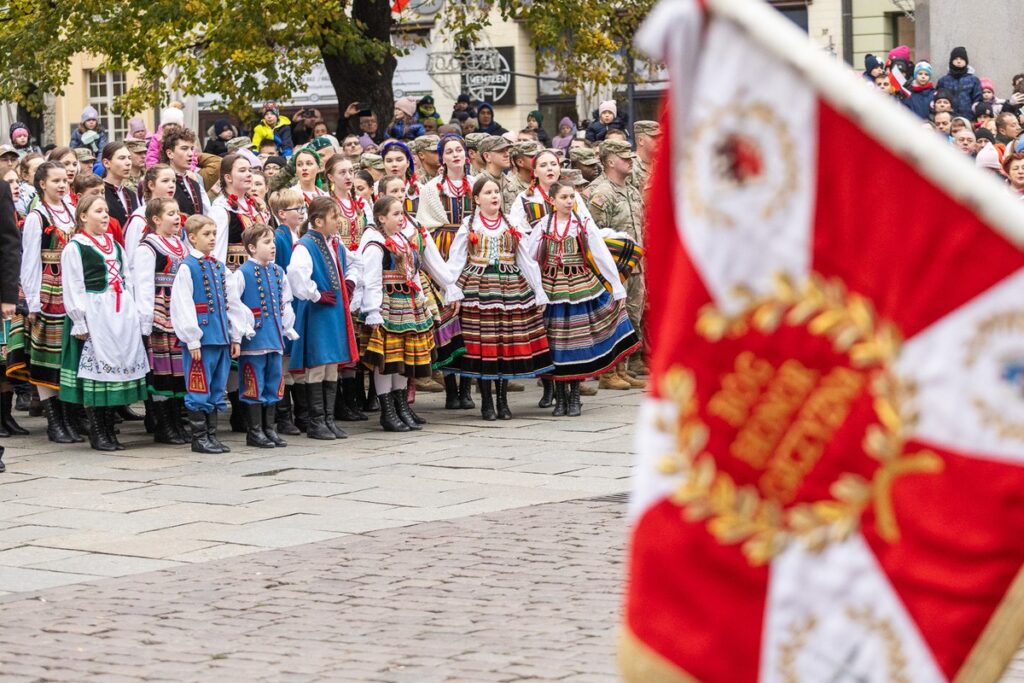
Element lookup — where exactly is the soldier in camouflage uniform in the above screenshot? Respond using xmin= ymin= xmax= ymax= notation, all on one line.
xmin=587 ymin=139 xmax=646 ymax=389
xmin=505 ymin=141 xmax=541 ymax=211
xmin=570 ymin=147 xmax=604 ymax=200
xmin=478 ymin=136 xmax=513 ymax=213
xmin=465 ymin=132 xmax=490 ymax=176
xmin=630 ymin=120 xmax=660 ymax=194
xmin=412 ymin=134 xmax=441 ymax=187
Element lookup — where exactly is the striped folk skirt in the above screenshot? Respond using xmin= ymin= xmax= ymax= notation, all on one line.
xmin=29 ymin=266 xmax=66 ymax=390
xmin=456 ymin=263 xmax=553 ymax=380
xmin=4 ymin=308 xmax=30 ymax=383
xmin=541 ymin=259 xmax=640 ymax=379
xmin=362 ymin=281 xmax=437 ymax=378
xmin=147 ymin=283 xmax=186 ymax=397
xmin=422 ymin=275 xmax=466 ymax=371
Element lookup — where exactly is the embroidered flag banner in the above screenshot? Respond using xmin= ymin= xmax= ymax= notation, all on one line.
xmin=621 ymin=0 xmax=1024 ymax=681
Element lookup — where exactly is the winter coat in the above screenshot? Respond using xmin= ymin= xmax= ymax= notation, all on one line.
xmin=475 ymin=103 xmax=508 ymax=136
xmin=551 ymin=117 xmax=577 ymax=151
xmin=203 ymin=137 xmax=230 ymax=157
xmin=936 ymin=71 xmax=983 ymax=120
xmin=69 ymin=126 xmax=107 ymax=154
xmin=252 ymin=115 xmax=295 ymax=157
xmin=906 ymin=84 xmax=935 ymax=120
xmin=387 ymin=119 xmax=425 ymax=141
xmin=584 ymin=119 xmax=626 ymax=143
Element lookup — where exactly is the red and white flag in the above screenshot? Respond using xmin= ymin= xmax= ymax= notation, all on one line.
xmin=622 ymin=1 xmax=1024 ymax=681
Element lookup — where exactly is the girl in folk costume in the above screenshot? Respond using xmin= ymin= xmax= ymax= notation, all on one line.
xmin=211 ymin=153 xmax=264 ymax=272
xmin=123 ymin=164 xmax=177 ymax=278
xmin=134 ymin=197 xmax=190 ymax=445
xmin=47 ymin=147 xmax=81 ymax=206
xmin=287 ymin=196 xmax=359 ymax=441
xmin=19 ymin=162 xmax=84 ymax=443
xmin=60 ymin=196 xmax=149 ymax=451
xmin=415 ymin=134 xmax=474 ymax=409
xmin=380 ymin=140 xmax=420 ymax=216
xmin=524 ymin=182 xmax=639 ymax=416
xmin=280 ymin=148 xmax=328 ymax=205
xmin=326 ymin=154 xmax=374 ymax=422
xmin=361 ymin=192 xmax=453 ymax=432
xmin=446 ymin=177 xmax=554 ymax=421
xmin=508 ymin=149 xmax=599 ymax=407
xmin=353 ymin=170 xmax=376 ymax=206
xmin=101 ymin=142 xmax=139 ymax=245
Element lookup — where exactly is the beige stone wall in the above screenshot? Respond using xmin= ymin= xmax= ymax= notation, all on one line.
xmin=807 ymin=0 xmax=844 ymax=59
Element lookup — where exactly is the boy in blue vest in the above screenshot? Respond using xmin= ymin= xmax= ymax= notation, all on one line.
xmin=170 ymin=214 xmax=242 ymax=454
xmin=231 ymin=224 xmax=298 ymax=448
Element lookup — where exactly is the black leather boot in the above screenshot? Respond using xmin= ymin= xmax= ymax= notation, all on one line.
xmin=552 ymin=381 xmax=567 ymax=417
xmin=323 ymin=381 xmax=347 ymax=438
xmin=87 ymin=407 xmax=117 ymax=451
xmin=335 ymin=379 xmax=362 ymax=422
xmin=275 ymin=386 xmax=300 ymax=435
xmin=458 ymin=375 xmax=475 ymax=410
xmin=206 ymin=411 xmax=230 ymax=452
xmin=228 ymin=391 xmax=246 ymax=433
xmin=245 ymin=402 xmax=275 ymax=448
xmin=496 ymin=380 xmax=513 ymax=420
xmin=62 ymin=402 xmax=85 ymax=442
xmin=188 ymin=410 xmax=220 ymax=454
xmin=0 ymin=392 xmax=28 ymax=436
xmin=102 ymin=408 xmax=126 ymax=451
xmin=172 ymin=398 xmax=191 ymax=441
xmin=0 ymin=445 xmax=5 ymax=473
xmin=479 ymin=380 xmax=496 ymax=421
xmin=538 ymin=378 xmax=555 ymax=408
xmin=117 ymin=404 xmax=145 ymax=421
xmin=444 ymin=374 xmax=459 ymax=409
xmin=292 ymin=383 xmax=310 ymax=433
xmin=14 ymin=384 xmax=30 ymax=412
xmin=566 ymin=380 xmax=582 ymax=417
xmin=43 ymin=398 xmax=75 ymax=444
xmin=143 ymin=398 xmax=156 ymax=434
xmin=153 ymin=401 xmax=186 ymax=445
xmin=391 ymin=389 xmax=422 ymax=430
xmin=263 ymin=404 xmax=287 ymax=447
xmin=362 ymin=378 xmax=379 ymax=412
xmin=343 ymin=377 xmax=368 ymax=420
xmin=305 ymin=382 xmax=335 ymax=440
xmin=378 ymin=391 xmax=410 ymax=432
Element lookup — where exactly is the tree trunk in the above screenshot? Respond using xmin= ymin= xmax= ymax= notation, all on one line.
xmin=320 ymin=0 xmax=397 ymax=143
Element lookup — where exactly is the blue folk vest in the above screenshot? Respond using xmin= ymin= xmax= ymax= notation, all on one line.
xmin=184 ymin=254 xmax=229 ymax=346
xmin=239 ymin=259 xmax=285 ymax=353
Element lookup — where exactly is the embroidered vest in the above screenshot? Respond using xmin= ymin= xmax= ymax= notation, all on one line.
xmin=184 ymin=254 xmax=229 ymax=346
xmin=174 ymin=175 xmax=204 ymax=217
xmin=238 ymin=260 xmax=285 ymax=352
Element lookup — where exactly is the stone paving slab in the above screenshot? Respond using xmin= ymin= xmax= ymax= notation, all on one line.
xmin=0 ymin=498 xmax=626 ymax=682
xmin=0 ymin=386 xmax=641 ymax=592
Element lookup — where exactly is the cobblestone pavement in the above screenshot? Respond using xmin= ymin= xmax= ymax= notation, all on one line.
xmin=0 ymin=385 xmax=639 ymax=595
xmin=0 ymin=497 xmax=625 ymax=682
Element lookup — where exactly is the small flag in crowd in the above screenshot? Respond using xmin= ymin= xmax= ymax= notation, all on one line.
xmin=621 ymin=0 xmax=1024 ymax=681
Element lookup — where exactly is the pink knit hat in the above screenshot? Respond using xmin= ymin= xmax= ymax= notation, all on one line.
xmin=394 ymin=96 xmax=417 ymax=118
xmin=599 ymin=100 xmax=617 ymax=117
xmin=981 ymin=78 xmax=996 ymax=94
xmin=888 ymin=45 xmax=911 ymax=62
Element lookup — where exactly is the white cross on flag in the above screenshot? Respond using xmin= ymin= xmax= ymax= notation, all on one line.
xmin=621 ymin=0 xmax=1024 ymax=681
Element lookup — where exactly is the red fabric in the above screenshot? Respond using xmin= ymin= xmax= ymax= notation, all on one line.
xmin=107 ymin=217 xmax=125 ymax=247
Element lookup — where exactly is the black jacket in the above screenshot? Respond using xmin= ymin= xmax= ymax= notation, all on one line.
xmin=0 ymin=182 xmax=21 ymax=305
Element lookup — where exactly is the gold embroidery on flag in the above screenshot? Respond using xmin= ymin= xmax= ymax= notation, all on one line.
xmin=658 ymin=273 xmax=943 ymax=565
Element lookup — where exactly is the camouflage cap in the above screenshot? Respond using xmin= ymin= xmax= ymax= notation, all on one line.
xmin=558 ymin=168 xmax=588 ymax=187
xmin=411 ymin=134 xmax=440 ymax=154
xmin=465 ymin=132 xmax=489 ymax=150
xmin=124 ymin=139 xmax=148 ymax=153
xmin=227 ymin=136 xmax=256 ymax=152
xmin=478 ymin=135 xmax=511 ymax=154
xmin=73 ymin=147 xmax=96 ymax=163
xmin=569 ymin=147 xmax=600 ymax=166
xmin=510 ymin=140 xmax=542 ymax=159
xmin=634 ymin=120 xmax=661 ymax=137
xmin=599 ymin=139 xmax=637 ymax=159
xmin=360 ymin=152 xmax=385 ymax=171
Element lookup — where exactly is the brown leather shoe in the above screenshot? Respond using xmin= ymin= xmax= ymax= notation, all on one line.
xmin=415 ymin=377 xmax=444 ymax=393
xmin=507 ymin=381 xmax=525 ymax=392
xmin=618 ymin=364 xmax=647 ymax=389
xmin=579 ymin=382 xmax=598 ymax=396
